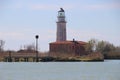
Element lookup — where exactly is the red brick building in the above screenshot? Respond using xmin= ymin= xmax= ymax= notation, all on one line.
xmin=49 ymin=40 xmax=86 ymax=56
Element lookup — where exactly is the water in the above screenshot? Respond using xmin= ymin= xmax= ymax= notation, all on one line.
xmin=0 ymin=60 xmax=120 ymax=80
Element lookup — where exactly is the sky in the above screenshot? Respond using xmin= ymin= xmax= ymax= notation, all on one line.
xmin=0 ymin=0 xmax=120 ymax=52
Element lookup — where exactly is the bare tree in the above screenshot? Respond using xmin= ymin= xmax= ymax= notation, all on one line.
xmin=0 ymin=40 xmax=5 ymax=52
xmin=115 ymin=46 xmax=120 ymax=52
xmin=96 ymin=41 xmax=115 ymax=54
xmin=86 ymin=39 xmax=116 ymax=54
xmin=85 ymin=39 xmax=97 ymax=53
xmin=24 ymin=43 xmax=35 ymax=51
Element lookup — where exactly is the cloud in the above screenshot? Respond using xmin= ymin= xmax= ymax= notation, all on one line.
xmin=67 ymin=28 xmax=103 ymax=41
xmin=67 ymin=28 xmax=120 ymax=46
xmin=0 ymin=32 xmax=26 ymax=40
xmin=29 ymin=2 xmax=120 ymax=11
xmin=0 ymin=0 xmax=76 ymax=11
xmin=80 ymin=3 xmax=120 ymax=10
xmin=0 ymin=2 xmax=24 ymax=10
xmin=30 ymin=4 xmax=57 ymax=10
xmin=1 ymin=1 xmax=119 ymax=11
xmin=29 ymin=4 xmax=75 ymax=11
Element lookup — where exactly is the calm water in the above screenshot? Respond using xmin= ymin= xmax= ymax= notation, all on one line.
xmin=0 ymin=60 xmax=120 ymax=80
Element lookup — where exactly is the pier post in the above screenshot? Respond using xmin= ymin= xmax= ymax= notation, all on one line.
xmin=8 ymin=51 xmax=12 ymax=62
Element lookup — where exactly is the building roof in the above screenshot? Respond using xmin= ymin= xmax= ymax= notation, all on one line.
xmin=50 ymin=41 xmax=86 ymax=45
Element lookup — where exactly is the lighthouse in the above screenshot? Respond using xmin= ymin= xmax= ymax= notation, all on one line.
xmin=49 ymin=8 xmax=86 ymax=56
xmin=56 ymin=8 xmax=67 ymax=42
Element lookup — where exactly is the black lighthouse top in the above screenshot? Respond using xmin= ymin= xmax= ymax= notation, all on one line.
xmin=57 ymin=8 xmax=66 ymax=21
xmin=58 ymin=8 xmax=65 ymax=17
xmin=58 ymin=8 xmax=64 ymax=12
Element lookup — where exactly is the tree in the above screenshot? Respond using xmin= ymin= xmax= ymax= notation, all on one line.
xmin=96 ymin=41 xmax=115 ymax=54
xmin=115 ymin=46 xmax=120 ymax=52
xmin=85 ymin=39 xmax=97 ymax=53
xmin=0 ymin=40 xmax=5 ymax=52
xmin=96 ymin=41 xmax=106 ymax=53
xmin=86 ymin=39 xmax=116 ymax=54
xmin=24 ymin=43 xmax=35 ymax=51
xmin=86 ymin=39 xmax=120 ymax=59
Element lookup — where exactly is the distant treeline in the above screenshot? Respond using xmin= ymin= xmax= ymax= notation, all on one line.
xmin=85 ymin=39 xmax=120 ymax=59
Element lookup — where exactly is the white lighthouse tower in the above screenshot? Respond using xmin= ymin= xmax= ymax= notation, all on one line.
xmin=56 ymin=8 xmax=67 ymax=42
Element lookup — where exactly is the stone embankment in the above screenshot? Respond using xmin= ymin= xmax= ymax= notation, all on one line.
xmin=0 ymin=52 xmax=104 ymax=62
xmin=41 ymin=52 xmax=104 ymax=62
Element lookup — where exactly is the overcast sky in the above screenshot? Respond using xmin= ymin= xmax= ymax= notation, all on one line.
xmin=0 ymin=0 xmax=120 ymax=51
